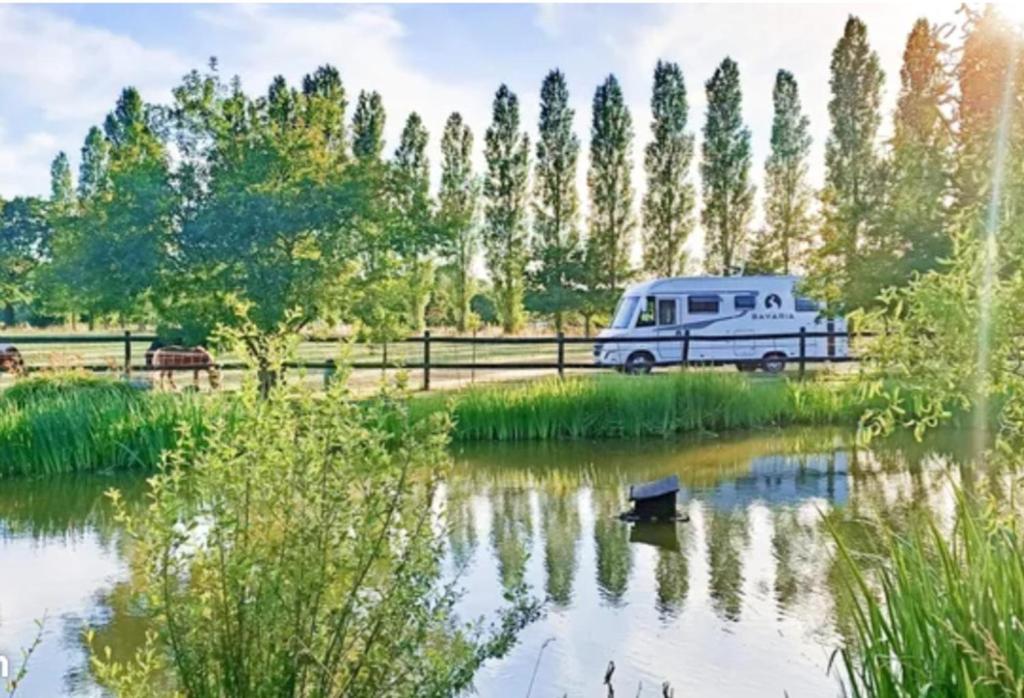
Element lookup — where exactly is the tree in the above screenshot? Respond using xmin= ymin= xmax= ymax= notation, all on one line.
xmin=483 ymin=84 xmax=530 ymax=334
xmin=77 ymin=126 xmax=111 ymax=200
xmin=0 ymin=198 xmax=49 ymax=326
xmin=438 ymin=112 xmax=479 ymax=332
xmin=302 ymin=64 xmax=348 ymax=157
xmin=812 ymin=16 xmax=885 ymax=308
xmin=747 ymin=70 xmax=812 ymax=275
xmin=642 ymin=60 xmax=695 ymax=278
xmin=701 ymin=57 xmax=754 ymax=276
xmin=880 ymin=19 xmax=953 ymax=282
xmin=352 ymin=90 xmax=386 ymax=163
xmin=392 ymin=112 xmax=435 ymax=331
xmin=530 ymin=69 xmax=583 ymax=333
xmin=584 ymin=74 xmax=635 ymax=333
xmin=164 ymin=70 xmax=368 ymax=390
xmin=49 ymin=152 xmax=75 ymax=210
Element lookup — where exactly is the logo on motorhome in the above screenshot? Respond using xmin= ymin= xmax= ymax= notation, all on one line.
xmin=765 ymin=294 xmax=783 ymax=309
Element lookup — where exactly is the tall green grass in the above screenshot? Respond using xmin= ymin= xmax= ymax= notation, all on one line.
xmin=0 ymin=373 xmax=221 ymax=477
xmin=416 ymin=373 xmax=870 ymax=441
xmin=833 ymin=493 xmax=1024 ymax=697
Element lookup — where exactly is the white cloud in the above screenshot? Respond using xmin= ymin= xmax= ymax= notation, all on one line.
xmin=0 ymin=122 xmax=60 ymax=197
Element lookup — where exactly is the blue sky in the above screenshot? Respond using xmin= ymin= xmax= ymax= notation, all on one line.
xmin=0 ymin=2 xmax=977 ymax=255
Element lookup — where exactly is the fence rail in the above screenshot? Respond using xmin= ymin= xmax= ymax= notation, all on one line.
xmin=2 ymin=327 xmax=868 ymax=389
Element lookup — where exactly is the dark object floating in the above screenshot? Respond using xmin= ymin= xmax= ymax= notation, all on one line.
xmin=619 ymin=475 xmax=688 ymax=522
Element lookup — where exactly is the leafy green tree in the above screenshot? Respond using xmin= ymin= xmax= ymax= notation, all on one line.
xmin=812 ymin=16 xmax=885 ymax=308
xmin=0 ymin=198 xmax=49 ymax=326
xmin=584 ymin=74 xmax=635 ymax=333
xmin=302 ymin=64 xmax=348 ymax=156
xmin=879 ymin=19 xmax=953 ymax=282
xmin=483 ymin=84 xmax=530 ymax=334
xmin=77 ymin=125 xmax=111 ymax=200
xmin=392 ymin=112 xmax=435 ymax=332
xmin=438 ymin=112 xmax=479 ymax=332
xmin=530 ymin=69 xmax=583 ymax=333
xmin=701 ymin=57 xmax=754 ymax=276
xmin=49 ymin=152 xmax=75 ymax=210
xmin=747 ymin=70 xmax=812 ymax=275
xmin=642 ymin=60 xmax=695 ymax=278
xmin=352 ymin=90 xmax=386 ymax=163
xmin=163 ymin=70 xmax=368 ymax=388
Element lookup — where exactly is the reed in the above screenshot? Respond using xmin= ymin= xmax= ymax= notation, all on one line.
xmin=833 ymin=493 xmax=1024 ymax=697
xmin=414 ymin=373 xmax=870 ymax=442
xmin=0 ymin=373 xmax=223 ymax=477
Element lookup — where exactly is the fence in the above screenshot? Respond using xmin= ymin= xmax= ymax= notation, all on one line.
xmin=1 ymin=328 xmax=863 ymax=390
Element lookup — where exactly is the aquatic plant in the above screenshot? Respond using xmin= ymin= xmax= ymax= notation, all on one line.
xmin=416 ymin=373 xmax=871 ymax=442
xmin=833 ymin=492 xmax=1024 ymax=697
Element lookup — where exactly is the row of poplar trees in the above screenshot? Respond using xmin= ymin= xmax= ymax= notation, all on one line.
xmin=1 ymin=8 xmax=1019 ymax=342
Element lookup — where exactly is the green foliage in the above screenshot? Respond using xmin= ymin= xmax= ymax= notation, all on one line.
xmin=812 ymin=16 xmax=886 ymax=309
xmin=483 ymin=84 xmax=530 ymax=334
xmin=352 ymin=90 xmax=386 ymax=163
xmin=414 ymin=373 xmax=870 ymax=442
xmin=530 ymin=69 xmax=584 ymax=332
xmin=94 ymin=380 xmax=537 ymax=697
xmin=701 ymin=57 xmax=754 ymax=276
xmin=748 ymin=70 xmax=812 ymax=275
xmin=438 ymin=112 xmax=479 ymax=332
xmin=832 ymin=491 xmax=1024 ymax=698
xmin=0 ymin=373 xmax=219 ymax=477
xmin=0 ymin=197 xmax=50 ymax=323
xmin=642 ymin=60 xmax=696 ymax=278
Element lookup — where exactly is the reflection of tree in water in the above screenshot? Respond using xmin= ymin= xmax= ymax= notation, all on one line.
xmin=706 ymin=508 xmax=749 ymax=621
xmin=654 ymin=524 xmax=690 ymax=618
xmin=541 ymin=489 xmax=581 ymax=608
xmin=445 ymin=488 xmax=478 ymax=570
xmin=592 ymin=488 xmax=632 ymax=605
xmin=490 ymin=488 xmax=533 ymax=592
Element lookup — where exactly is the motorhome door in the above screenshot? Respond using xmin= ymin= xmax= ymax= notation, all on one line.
xmin=654 ymin=297 xmax=682 ymax=364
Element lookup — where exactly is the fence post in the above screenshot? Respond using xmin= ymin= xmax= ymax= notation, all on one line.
xmin=423 ymin=331 xmax=431 ymax=391
xmin=123 ymin=330 xmax=132 ymax=377
xmin=799 ymin=326 xmax=806 ymax=379
xmin=682 ymin=330 xmax=691 ymax=370
xmin=557 ymin=332 xmax=565 ymax=378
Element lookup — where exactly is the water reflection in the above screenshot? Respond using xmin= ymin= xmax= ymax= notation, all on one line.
xmin=447 ymin=428 xmax=982 ymax=697
xmin=0 ymin=427 xmax=989 ymax=697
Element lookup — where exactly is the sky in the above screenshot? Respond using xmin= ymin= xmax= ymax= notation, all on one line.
xmin=0 ymin=2 xmax=983 ymax=259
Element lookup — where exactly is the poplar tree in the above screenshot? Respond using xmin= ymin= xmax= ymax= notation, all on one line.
xmin=747 ymin=70 xmax=812 ymax=274
xmin=585 ymin=74 xmax=635 ymax=331
xmin=701 ymin=57 xmax=753 ymax=276
xmin=301 ymin=64 xmax=348 ymax=158
xmin=642 ymin=60 xmax=695 ymax=278
xmin=49 ymin=152 xmax=75 ymax=210
xmin=531 ymin=69 xmax=583 ymax=333
xmin=814 ymin=16 xmax=884 ymax=308
xmin=392 ymin=112 xmax=434 ymax=331
xmin=352 ymin=90 xmax=386 ymax=163
xmin=78 ymin=126 xmax=111 ymax=200
xmin=883 ymin=18 xmax=952 ymax=279
xmin=439 ymin=112 xmax=478 ymax=332
xmin=483 ymin=84 xmax=530 ymax=334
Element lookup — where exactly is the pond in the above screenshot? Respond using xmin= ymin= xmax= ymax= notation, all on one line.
xmin=0 ymin=428 xmax=981 ymax=696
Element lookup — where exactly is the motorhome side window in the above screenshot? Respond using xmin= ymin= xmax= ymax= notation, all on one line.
xmin=735 ymin=294 xmax=755 ymax=310
xmin=795 ymin=297 xmax=818 ymax=312
xmin=657 ymin=298 xmax=676 ymax=325
xmin=636 ymin=296 xmax=657 ymax=327
xmin=687 ymin=295 xmax=719 ymax=314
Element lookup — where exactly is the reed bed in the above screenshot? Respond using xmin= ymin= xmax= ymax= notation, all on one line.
xmin=0 ymin=373 xmax=223 ymax=477
xmin=833 ymin=493 xmax=1024 ymax=697
xmin=417 ymin=372 xmax=870 ymax=441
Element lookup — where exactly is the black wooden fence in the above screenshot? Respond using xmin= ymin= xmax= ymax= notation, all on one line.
xmin=2 ymin=327 xmax=863 ymax=390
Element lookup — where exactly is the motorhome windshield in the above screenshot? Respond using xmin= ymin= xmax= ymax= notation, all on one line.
xmin=611 ymin=296 xmax=639 ymax=329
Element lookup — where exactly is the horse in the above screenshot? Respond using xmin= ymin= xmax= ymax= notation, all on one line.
xmin=0 ymin=344 xmax=25 ymax=375
xmin=150 ymin=345 xmax=220 ymax=391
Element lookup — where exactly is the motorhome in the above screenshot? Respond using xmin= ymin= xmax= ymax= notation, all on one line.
xmin=593 ymin=275 xmax=847 ymax=374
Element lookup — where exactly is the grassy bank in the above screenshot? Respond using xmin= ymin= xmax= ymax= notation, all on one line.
xmin=0 ymin=373 xmax=218 ymax=477
xmin=415 ymin=372 xmax=871 ymax=441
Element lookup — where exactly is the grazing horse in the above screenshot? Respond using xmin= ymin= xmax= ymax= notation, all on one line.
xmin=150 ymin=345 xmax=220 ymax=390
xmin=0 ymin=344 xmax=25 ymax=375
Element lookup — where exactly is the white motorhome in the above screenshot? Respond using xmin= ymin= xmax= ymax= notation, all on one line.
xmin=593 ymin=275 xmax=847 ymax=374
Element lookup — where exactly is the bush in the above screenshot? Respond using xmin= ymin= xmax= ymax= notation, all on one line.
xmin=92 ymin=379 xmax=537 ymax=697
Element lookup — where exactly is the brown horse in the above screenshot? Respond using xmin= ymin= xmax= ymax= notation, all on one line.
xmin=0 ymin=344 xmax=25 ymax=375
xmin=151 ymin=346 xmax=220 ymax=390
